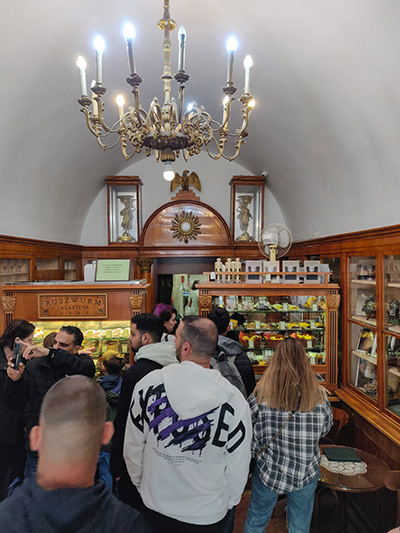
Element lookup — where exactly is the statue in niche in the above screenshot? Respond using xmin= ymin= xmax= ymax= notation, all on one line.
xmin=236 ymin=195 xmax=254 ymax=241
xmin=118 ymin=195 xmax=136 ymax=242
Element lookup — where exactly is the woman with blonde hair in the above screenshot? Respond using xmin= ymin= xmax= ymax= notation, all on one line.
xmin=244 ymin=337 xmax=332 ymax=533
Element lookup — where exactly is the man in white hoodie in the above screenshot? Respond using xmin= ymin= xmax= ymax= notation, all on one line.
xmin=110 ymin=313 xmax=177 ymax=510
xmin=124 ymin=316 xmax=252 ymax=533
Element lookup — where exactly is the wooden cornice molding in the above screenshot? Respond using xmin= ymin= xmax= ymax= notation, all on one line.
xmin=0 ymin=234 xmax=82 ymax=253
xmin=290 ymin=223 xmax=400 ymax=256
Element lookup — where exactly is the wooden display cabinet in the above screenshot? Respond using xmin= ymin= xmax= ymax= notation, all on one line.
xmin=197 ymin=280 xmax=340 ymax=391
xmin=0 ymin=281 xmax=149 ymax=367
xmin=287 ymin=225 xmax=400 ymax=455
xmin=337 ymin=252 xmax=400 ymax=446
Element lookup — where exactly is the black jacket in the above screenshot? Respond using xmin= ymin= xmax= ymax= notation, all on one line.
xmin=216 ymin=335 xmax=256 ymax=397
xmin=7 ymin=348 xmax=95 ymax=436
xmin=110 ymin=358 xmax=162 ymax=479
xmin=0 ymin=347 xmax=24 ymax=445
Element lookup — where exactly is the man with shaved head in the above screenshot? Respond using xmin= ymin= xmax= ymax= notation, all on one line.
xmin=124 ymin=315 xmax=252 ymax=533
xmin=0 ymin=375 xmax=141 ymax=532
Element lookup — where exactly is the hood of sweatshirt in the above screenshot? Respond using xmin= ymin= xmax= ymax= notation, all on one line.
xmin=98 ymin=373 xmax=122 ymax=393
xmin=134 ymin=342 xmax=178 ymax=367
xmin=0 ymin=478 xmax=130 ymax=532
xmin=217 ymin=335 xmax=244 ymax=357
xmin=161 ymin=360 xmax=237 ymax=419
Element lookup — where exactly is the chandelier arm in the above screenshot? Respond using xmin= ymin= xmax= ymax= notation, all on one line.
xmin=203 ymin=135 xmax=227 ymax=161
xmin=235 ymin=94 xmax=255 ymax=137
xmin=121 ymin=133 xmax=138 ymax=160
xmin=80 ymin=107 xmax=102 ymax=137
xmin=220 ymin=95 xmax=234 ymax=132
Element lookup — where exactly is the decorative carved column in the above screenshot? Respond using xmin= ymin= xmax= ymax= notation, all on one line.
xmin=198 ymin=293 xmax=212 ymax=317
xmin=1 ymin=292 xmax=16 ymax=327
xmin=137 ymin=258 xmax=154 ymax=311
xmin=137 ymin=258 xmax=154 ymax=274
xmin=326 ymin=292 xmax=341 ymax=386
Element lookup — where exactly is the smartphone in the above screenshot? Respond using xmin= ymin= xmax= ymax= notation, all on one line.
xmin=12 ymin=340 xmax=23 ymax=370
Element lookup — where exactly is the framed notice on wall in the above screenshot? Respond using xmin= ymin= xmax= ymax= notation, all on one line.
xmin=95 ymin=259 xmax=131 ymax=282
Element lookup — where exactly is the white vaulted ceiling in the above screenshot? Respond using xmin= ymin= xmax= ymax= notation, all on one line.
xmin=1 ymin=0 xmax=400 ymax=244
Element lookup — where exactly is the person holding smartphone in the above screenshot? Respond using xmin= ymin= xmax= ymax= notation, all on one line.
xmin=0 ymin=319 xmax=35 ymax=500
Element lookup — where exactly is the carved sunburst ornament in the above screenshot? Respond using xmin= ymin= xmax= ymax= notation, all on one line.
xmin=171 ymin=211 xmax=201 ymax=244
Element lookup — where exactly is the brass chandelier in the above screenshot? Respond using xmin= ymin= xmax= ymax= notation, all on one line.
xmin=76 ymin=0 xmax=255 ymax=178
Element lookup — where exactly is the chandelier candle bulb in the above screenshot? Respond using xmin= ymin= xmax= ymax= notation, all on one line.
xmin=178 ymin=26 xmax=186 ymax=71
xmin=123 ymin=23 xmax=136 ymax=75
xmin=93 ymin=35 xmax=105 ymax=84
xmin=226 ymin=36 xmax=238 ymax=85
xmin=76 ymin=56 xmax=88 ymax=95
xmin=243 ymin=55 xmax=253 ymax=94
xmin=116 ymin=94 xmax=125 ymax=121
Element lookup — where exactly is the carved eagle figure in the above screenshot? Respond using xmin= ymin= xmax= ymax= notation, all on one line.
xmin=170 ymin=170 xmax=201 ymax=192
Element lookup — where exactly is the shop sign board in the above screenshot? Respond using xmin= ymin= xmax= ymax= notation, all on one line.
xmin=38 ymin=293 xmax=108 ymax=319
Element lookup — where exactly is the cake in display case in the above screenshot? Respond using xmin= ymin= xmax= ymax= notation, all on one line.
xmin=198 ymin=280 xmax=340 ymax=390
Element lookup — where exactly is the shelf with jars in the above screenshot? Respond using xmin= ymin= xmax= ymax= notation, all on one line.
xmin=197 ymin=280 xmax=340 ymax=391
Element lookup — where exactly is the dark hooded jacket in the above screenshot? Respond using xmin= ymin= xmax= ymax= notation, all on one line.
xmin=0 ymin=477 xmax=141 ymax=533
xmin=98 ymin=373 xmax=122 ymax=453
xmin=216 ymin=335 xmax=256 ymax=397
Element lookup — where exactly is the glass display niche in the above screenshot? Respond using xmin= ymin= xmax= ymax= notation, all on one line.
xmin=106 ymin=176 xmax=143 ymax=244
xmin=229 ymin=176 xmax=265 ymax=243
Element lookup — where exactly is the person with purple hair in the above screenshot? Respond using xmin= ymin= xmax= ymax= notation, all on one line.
xmin=151 ymin=303 xmax=178 ymax=342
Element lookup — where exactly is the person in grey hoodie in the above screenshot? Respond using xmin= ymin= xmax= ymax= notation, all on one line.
xmin=208 ymin=307 xmax=256 ymax=397
xmin=110 ymin=313 xmax=177 ymax=510
xmin=0 ymin=375 xmax=141 ymax=533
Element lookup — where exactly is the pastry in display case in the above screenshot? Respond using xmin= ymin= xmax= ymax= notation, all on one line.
xmin=197 ymin=280 xmax=339 ymax=390
xmin=33 ymin=320 xmax=131 ymax=374
xmin=222 ymin=295 xmax=326 ymax=371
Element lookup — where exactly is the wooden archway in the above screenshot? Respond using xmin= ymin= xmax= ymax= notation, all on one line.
xmin=140 ymin=191 xmax=233 ymax=251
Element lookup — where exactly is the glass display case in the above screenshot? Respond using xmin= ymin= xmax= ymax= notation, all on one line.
xmin=198 ymin=280 xmax=340 ymax=390
xmin=106 ymin=176 xmax=143 ymax=244
xmin=0 ymin=281 xmax=148 ymax=368
xmin=384 ymin=255 xmax=400 ymax=416
xmin=229 ymin=176 xmax=265 ymax=243
xmin=214 ymin=294 xmax=326 ymax=371
xmin=35 ymin=257 xmax=62 ymax=281
xmin=346 ymin=254 xmax=400 ymax=419
xmin=64 ymin=258 xmax=80 ymax=281
xmin=0 ymin=258 xmax=30 ymax=284
xmin=348 ymin=256 xmax=377 ymax=398
xmin=32 ymin=320 xmax=131 ymax=373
